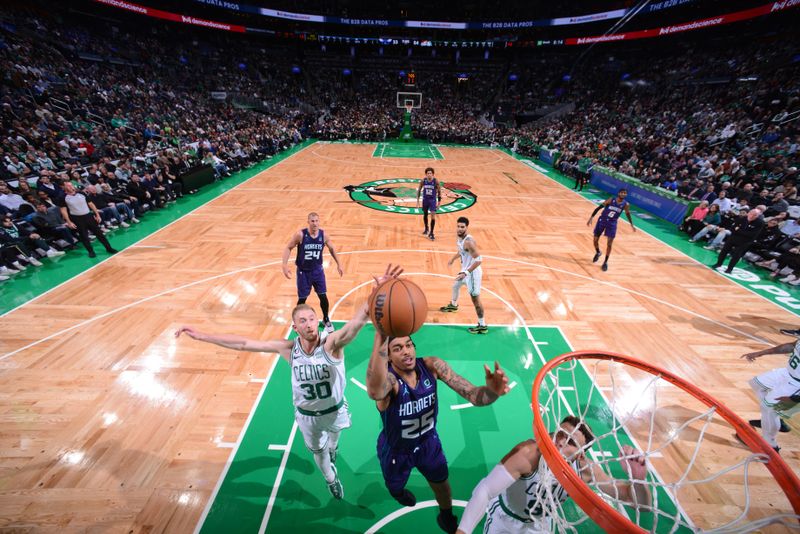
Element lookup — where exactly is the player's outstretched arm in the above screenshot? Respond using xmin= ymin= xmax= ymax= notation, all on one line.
xmin=281 ymin=231 xmax=301 ymax=279
xmin=175 ymin=326 xmax=293 ymax=361
xmin=365 ymin=330 xmax=398 ymax=403
xmin=741 ymin=342 xmax=795 ymax=362
xmin=426 ymin=357 xmax=509 ymax=406
xmin=327 ymin=264 xmax=404 ymax=353
xmin=583 ymin=445 xmax=651 ymax=507
xmin=457 ymin=440 xmax=540 ymax=534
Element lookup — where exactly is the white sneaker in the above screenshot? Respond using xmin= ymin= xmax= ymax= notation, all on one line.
xmin=323 ymin=320 xmax=335 ymax=334
xmin=100 ymin=228 xmax=110 ymax=234
xmin=780 ymin=274 xmax=797 ymax=283
xmin=46 ymin=249 xmax=65 ymax=257
xmin=0 ymin=274 xmax=8 ymax=281
xmin=27 ymin=257 xmax=43 ymax=267
xmin=12 ymin=261 xmax=27 ymax=270
xmin=120 ymin=221 xmax=130 ymax=228
xmin=131 ymin=217 xmax=140 ymax=223
xmin=0 ymin=266 xmax=18 ymax=275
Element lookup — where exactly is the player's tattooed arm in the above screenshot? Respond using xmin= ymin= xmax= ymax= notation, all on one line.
xmin=587 ymin=199 xmax=610 ymax=225
xmin=366 ymin=331 xmax=398 ymax=402
xmin=427 ymin=357 xmax=509 ymax=406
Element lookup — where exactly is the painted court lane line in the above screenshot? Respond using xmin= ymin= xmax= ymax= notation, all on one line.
xmin=192 ymin=346 xmax=285 ymax=534
xmin=2 ymin=248 xmax=774 ymax=362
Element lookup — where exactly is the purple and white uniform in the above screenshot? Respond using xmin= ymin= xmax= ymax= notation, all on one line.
xmin=421 ymin=177 xmax=438 ymax=213
xmin=295 ymin=228 xmax=327 ymax=298
xmin=377 ymin=358 xmax=449 ymax=493
xmin=593 ymin=198 xmax=627 ymax=239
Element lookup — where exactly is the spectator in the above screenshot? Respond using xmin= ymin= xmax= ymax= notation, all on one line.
xmin=680 ymin=201 xmax=710 ymax=236
xmin=57 ymin=182 xmax=118 ymax=258
xmin=713 ymin=209 xmax=765 ymax=274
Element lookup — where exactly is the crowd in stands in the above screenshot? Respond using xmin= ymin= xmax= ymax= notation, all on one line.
xmin=1 ymin=6 xmax=799 ymax=287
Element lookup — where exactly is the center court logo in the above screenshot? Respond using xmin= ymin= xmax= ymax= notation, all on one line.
xmin=344 ymin=178 xmax=477 ymax=215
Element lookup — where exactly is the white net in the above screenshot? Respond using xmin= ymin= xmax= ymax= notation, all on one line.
xmin=532 ymin=354 xmax=800 ymax=533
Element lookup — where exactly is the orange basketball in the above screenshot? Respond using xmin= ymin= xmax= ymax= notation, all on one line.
xmin=369 ymin=279 xmax=427 ymax=337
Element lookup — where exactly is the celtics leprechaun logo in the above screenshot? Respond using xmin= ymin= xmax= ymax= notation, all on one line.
xmin=344 ymin=178 xmax=476 ymax=215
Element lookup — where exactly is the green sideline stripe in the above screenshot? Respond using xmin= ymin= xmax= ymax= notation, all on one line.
xmin=507 ymin=150 xmax=800 ymax=316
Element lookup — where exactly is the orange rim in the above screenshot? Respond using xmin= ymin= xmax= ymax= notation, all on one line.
xmin=531 ymin=350 xmax=800 ymax=532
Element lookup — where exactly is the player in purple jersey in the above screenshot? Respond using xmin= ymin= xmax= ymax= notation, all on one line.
xmin=586 ymin=189 xmax=636 ymax=272
xmin=282 ymin=212 xmax=344 ymax=333
xmin=366 ymin=329 xmax=509 ymax=533
xmin=416 ymin=167 xmax=443 ymax=241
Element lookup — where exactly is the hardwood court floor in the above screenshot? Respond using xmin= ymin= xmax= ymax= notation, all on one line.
xmin=0 ymin=142 xmax=797 ymax=532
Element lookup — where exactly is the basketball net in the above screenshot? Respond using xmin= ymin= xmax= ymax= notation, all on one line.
xmin=405 ymin=104 xmax=413 ymax=114
xmin=531 ymin=351 xmax=800 ymax=533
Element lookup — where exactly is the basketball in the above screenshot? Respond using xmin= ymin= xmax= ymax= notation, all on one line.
xmin=369 ymin=279 xmax=428 ymax=337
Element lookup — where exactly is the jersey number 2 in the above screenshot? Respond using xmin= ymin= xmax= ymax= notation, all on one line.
xmin=401 ymin=411 xmax=435 ymax=439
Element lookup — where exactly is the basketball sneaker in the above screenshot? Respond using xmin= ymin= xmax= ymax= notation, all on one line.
xmin=780 ymin=328 xmax=800 ymax=337
xmin=439 ymin=303 xmax=458 ymax=312
xmin=601 ymin=263 xmax=608 ymax=272
xmin=592 ymin=251 xmax=602 ymax=263
xmin=391 ymin=489 xmax=416 ymax=507
xmin=327 ymin=465 xmax=344 ymax=500
xmin=468 ymin=325 xmax=489 ymax=335
xmin=323 ymin=319 xmax=335 ymax=334
xmin=749 ymin=419 xmax=790 ymax=433
xmin=436 ymin=509 xmax=459 ymax=533
xmin=429 ymin=234 xmax=435 ymax=241
xmin=734 ymin=433 xmax=780 ymax=454
xmin=422 ymin=229 xmax=429 ymax=236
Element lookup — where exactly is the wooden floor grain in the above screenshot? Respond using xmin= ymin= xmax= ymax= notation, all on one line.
xmin=0 ymin=143 xmax=796 ymax=532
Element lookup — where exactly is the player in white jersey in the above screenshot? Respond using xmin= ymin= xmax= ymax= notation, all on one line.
xmin=176 ymin=264 xmax=403 ymax=500
xmin=740 ymin=339 xmax=800 ymax=453
xmin=440 ymin=216 xmax=487 ymax=334
xmin=456 ymin=416 xmax=651 ymax=534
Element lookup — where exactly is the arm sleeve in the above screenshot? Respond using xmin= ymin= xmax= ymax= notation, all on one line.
xmin=457 ymin=464 xmax=517 ymax=533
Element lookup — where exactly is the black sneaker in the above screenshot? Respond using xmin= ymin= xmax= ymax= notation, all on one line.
xmin=422 ymin=229 xmax=429 ymax=236
xmin=592 ymin=251 xmax=602 ymax=263
xmin=392 ymin=489 xmax=416 ymax=507
xmin=601 ymin=263 xmax=608 ymax=272
xmin=734 ymin=433 xmax=780 ymax=454
xmin=468 ymin=325 xmax=489 ymax=335
xmin=436 ymin=510 xmax=459 ymax=534
xmin=429 ymin=234 xmax=435 ymax=241
xmin=780 ymin=328 xmax=800 ymax=337
xmin=749 ymin=419 xmax=790 ymax=433
xmin=439 ymin=303 xmax=458 ymax=312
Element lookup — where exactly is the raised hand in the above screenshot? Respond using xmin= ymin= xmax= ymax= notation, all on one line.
xmin=740 ymin=352 xmax=760 ymax=362
xmin=175 ymin=325 xmax=203 ymax=340
xmin=372 ymin=263 xmax=404 ymax=286
xmin=618 ymin=445 xmax=647 ymax=480
xmin=484 ymin=361 xmax=510 ymax=397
